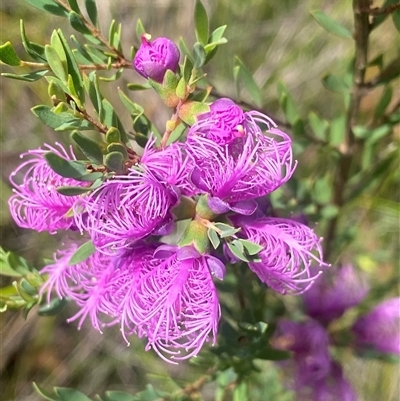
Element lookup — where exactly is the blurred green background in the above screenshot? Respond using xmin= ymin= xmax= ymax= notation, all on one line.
xmin=0 ymin=0 xmax=399 ymax=400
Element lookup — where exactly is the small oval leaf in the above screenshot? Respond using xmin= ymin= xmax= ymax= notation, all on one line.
xmin=68 ymin=240 xmax=96 ymax=266
xmin=0 ymin=41 xmax=21 ymax=66
xmin=310 ymin=10 xmax=353 ymax=39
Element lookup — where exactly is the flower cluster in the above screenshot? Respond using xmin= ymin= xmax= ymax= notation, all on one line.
xmin=9 ymin=36 xmax=327 ymax=362
xmin=273 ymin=264 xmax=399 ymax=400
xmin=273 ymin=319 xmax=356 ymax=401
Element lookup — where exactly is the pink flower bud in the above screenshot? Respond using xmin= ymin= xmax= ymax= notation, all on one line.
xmin=133 ymin=35 xmax=180 ymax=83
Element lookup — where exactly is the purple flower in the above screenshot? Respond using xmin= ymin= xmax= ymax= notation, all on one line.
xmin=236 ymin=217 xmax=325 ymax=294
xmin=134 ymin=35 xmax=180 ymax=83
xmin=41 ymin=242 xmax=222 ymax=363
xmin=186 ymin=101 xmax=295 ymax=212
xmin=74 ymin=167 xmax=178 ymax=254
xmin=273 ymin=319 xmax=331 ymax=386
xmin=302 ymin=264 xmax=369 ymax=325
xmin=195 ymin=98 xmax=245 ymax=145
xmin=41 ymin=242 xmax=157 ymax=333
xmin=140 ymin=135 xmax=196 ymax=196
xmin=126 ymin=245 xmax=222 ymax=362
xmin=296 ymin=362 xmax=357 ymax=401
xmin=9 ymin=143 xmax=84 ymax=233
xmin=273 ymin=319 xmax=330 ymax=354
xmin=352 ymin=297 xmax=400 ymax=355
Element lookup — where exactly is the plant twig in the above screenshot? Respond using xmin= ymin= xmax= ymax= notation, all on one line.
xmin=66 ymin=94 xmax=108 ymax=134
xmin=361 ymin=3 xmax=400 ymax=15
xmin=324 ymin=0 xmax=371 ymax=260
xmin=53 ymin=0 xmax=128 ymax=61
xmin=21 ymin=60 xmax=131 ymax=71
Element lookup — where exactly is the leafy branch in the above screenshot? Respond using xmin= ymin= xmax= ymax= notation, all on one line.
xmin=324 ymin=0 xmax=371 ymax=259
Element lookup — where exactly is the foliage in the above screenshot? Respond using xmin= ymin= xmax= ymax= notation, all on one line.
xmin=0 ymin=0 xmax=398 ymax=400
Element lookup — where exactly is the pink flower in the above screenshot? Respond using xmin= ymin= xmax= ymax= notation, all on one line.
xmin=302 ymin=264 xmax=369 ymax=325
xmin=74 ymin=167 xmax=178 ymax=254
xmin=134 ymin=35 xmax=180 ymax=83
xmin=128 ymin=245 xmax=222 ymax=362
xmin=352 ymin=297 xmax=400 ymax=355
xmin=9 ymin=143 xmax=84 ymax=233
xmin=186 ymin=101 xmax=295 ymax=212
xmin=195 ymin=98 xmax=245 ymax=145
xmin=140 ymin=136 xmax=196 ymax=196
xmin=237 ymin=217 xmax=325 ymax=295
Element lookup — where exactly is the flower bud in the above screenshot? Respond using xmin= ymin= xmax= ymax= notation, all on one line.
xmin=133 ymin=34 xmax=180 ymax=83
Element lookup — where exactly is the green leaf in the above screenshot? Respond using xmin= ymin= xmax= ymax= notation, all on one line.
xmin=365 ymin=125 xmax=391 ymax=145
xmin=104 ymin=151 xmax=125 ymax=173
xmin=310 ymin=10 xmax=353 ymax=39
xmin=68 ymin=0 xmax=80 ymax=13
xmin=127 ymin=82 xmax=152 ymax=91
xmin=101 ymin=99 xmax=129 ymax=144
xmin=320 ymin=204 xmax=339 ymax=219
xmin=104 ymin=392 xmax=136 ymax=401
xmin=136 ymin=19 xmax=146 ymax=42
xmin=178 ymin=37 xmax=193 ymax=62
xmin=227 ymin=242 xmax=249 ymax=262
xmin=32 ymin=383 xmax=61 ymax=401
xmin=181 ymin=56 xmax=193 ymax=83
xmin=57 ymin=30 xmax=84 ymax=105
xmin=240 ymin=239 xmax=263 ymax=255
xmin=329 ymin=115 xmax=345 ymax=146
xmin=50 ymin=30 xmax=67 ymax=72
xmin=372 ymin=0 xmax=399 ymax=28
xmin=178 ymin=100 xmax=209 ymax=125
xmin=322 ymin=74 xmax=351 ymax=93
xmin=208 ymin=228 xmax=221 ymax=249
xmin=68 ymin=11 xmax=92 ymax=36
xmin=71 ymin=131 xmax=104 ymax=164
xmin=31 ymin=105 xmax=93 ymax=131
xmin=312 ymin=177 xmax=332 ymax=205
xmin=38 ymin=297 xmax=67 ymax=316
xmin=233 ymin=381 xmax=248 ymax=401
xmin=0 ymin=247 xmax=34 ymax=277
xmin=374 ymin=86 xmax=393 ymax=121
xmin=193 ymin=42 xmax=206 ymax=69
xmin=23 ymin=0 xmax=69 ymax=17
xmin=107 ymin=143 xmax=128 ymax=159
xmin=68 ymin=241 xmax=96 ymax=266
xmin=20 ymin=20 xmax=47 ymax=62
xmin=106 ymin=127 xmax=121 ymax=143
xmin=85 ymin=0 xmax=98 ymax=27
xmin=256 ymin=348 xmax=291 ymax=361
xmin=45 ymin=152 xmax=88 ymax=179
xmin=55 ymin=387 xmax=93 ymax=401
xmin=109 ymin=19 xmax=117 ymax=48
xmin=194 ymin=0 xmax=209 ymax=46
xmin=392 ymin=9 xmax=400 ymax=32
xmin=0 ymin=41 xmax=21 ymax=66
xmin=99 ymin=69 xmax=123 ymax=82
xmin=233 ymin=56 xmax=262 ymax=107
xmin=84 ymin=45 xmax=108 ymax=63
xmin=118 ymin=88 xmax=144 ymax=116
xmin=83 ymin=73 xmax=101 ymax=113
xmin=277 ymin=81 xmax=299 ymax=125
xmin=56 ymin=185 xmax=90 ymax=195
xmin=2 ymin=70 xmax=48 ymax=82
xmin=45 ymin=45 xmax=68 ymax=82
xmin=72 ymin=36 xmax=95 ymax=64
xmin=308 ymin=112 xmax=328 ymax=141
